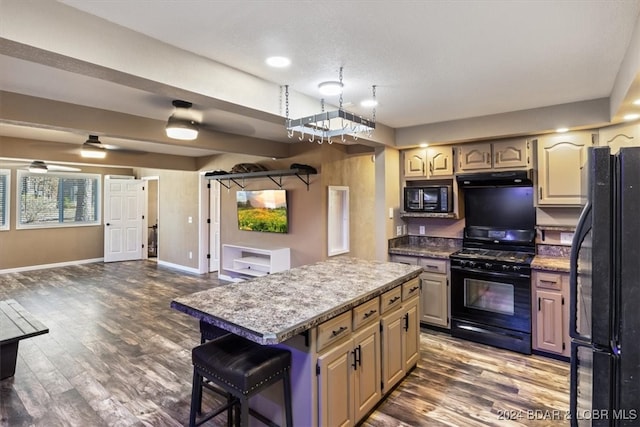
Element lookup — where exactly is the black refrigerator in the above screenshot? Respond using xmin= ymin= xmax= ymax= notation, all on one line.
xmin=570 ymin=146 xmax=640 ymax=426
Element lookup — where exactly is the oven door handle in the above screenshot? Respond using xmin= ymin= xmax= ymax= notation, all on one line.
xmin=450 ymin=265 xmax=530 ymax=279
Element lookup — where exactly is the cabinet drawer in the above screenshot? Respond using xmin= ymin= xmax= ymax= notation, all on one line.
xmin=535 ymin=272 xmax=563 ymax=291
xmin=402 ymin=277 xmax=421 ymax=300
xmin=352 ymin=297 xmax=380 ymax=330
xmin=418 ymin=258 xmax=447 ymax=274
xmin=317 ymin=311 xmax=352 ymax=352
xmin=390 ymin=255 xmax=418 ymax=265
xmin=380 ymin=286 xmax=402 ymax=314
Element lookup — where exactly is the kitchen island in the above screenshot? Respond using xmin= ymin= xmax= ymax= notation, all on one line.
xmin=171 ymin=256 xmax=423 ymax=426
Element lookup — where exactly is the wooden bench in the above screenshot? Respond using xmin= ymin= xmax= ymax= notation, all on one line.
xmin=0 ymin=299 xmax=49 ymax=380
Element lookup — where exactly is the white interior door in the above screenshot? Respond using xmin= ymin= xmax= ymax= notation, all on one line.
xmin=209 ymin=180 xmax=220 ymax=272
xmin=104 ymin=177 xmax=144 ymax=262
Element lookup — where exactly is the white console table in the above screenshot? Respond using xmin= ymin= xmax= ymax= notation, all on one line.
xmin=220 ymin=244 xmax=290 ymax=281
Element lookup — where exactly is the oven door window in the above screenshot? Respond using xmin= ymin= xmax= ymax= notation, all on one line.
xmin=464 ymin=278 xmax=514 ymax=315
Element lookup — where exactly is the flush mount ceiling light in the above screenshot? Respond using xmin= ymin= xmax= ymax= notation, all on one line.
xmin=284 ymin=67 xmax=376 ymax=144
xmin=166 ymin=100 xmax=199 ymax=141
xmin=318 ymin=81 xmax=344 ymax=96
xmin=623 ymin=113 xmax=640 ymax=121
xmin=266 ymin=56 xmax=291 ymax=68
xmin=81 ymin=135 xmax=107 ymax=159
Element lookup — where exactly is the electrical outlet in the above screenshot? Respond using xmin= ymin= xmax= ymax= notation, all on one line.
xmin=389 ymin=208 xmax=394 ymax=219
xmin=560 ymin=232 xmax=574 ymax=245
xmin=402 ymin=224 xmax=407 ymax=234
xmin=419 ymin=225 xmax=426 ymax=235
xmin=188 ymin=216 xmax=193 ymax=224
xmin=188 ymin=251 xmax=193 ymax=259
xmin=396 ymin=226 xmax=402 ymax=236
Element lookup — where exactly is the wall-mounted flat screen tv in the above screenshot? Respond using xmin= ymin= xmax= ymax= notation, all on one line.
xmin=236 ymin=189 xmax=288 ymax=233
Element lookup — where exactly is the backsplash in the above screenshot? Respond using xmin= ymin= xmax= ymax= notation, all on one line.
xmin=537 ymin=244 xmax=572 ymax=258
xmin=389 ymin=235 xmax=462 ymax=250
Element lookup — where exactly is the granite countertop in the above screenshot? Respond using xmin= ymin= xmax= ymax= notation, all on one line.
xmin=531 ymin=256 xmax=571 ymax=272
xmin=388 ymin=245 xmax=457 ymax=259
xmin=171 ymin=257 xmax=423 ymax=345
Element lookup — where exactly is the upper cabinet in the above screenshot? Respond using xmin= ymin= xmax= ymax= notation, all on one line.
xmin=598 ymin=121 xmax=640 ymax=154
xmin=403 ymin=146 xmax=454 ymax=179
xmin=457 ymin=138 xmax=532 ymax=172
xmin=537 ymin=131 xmax=594 ymax=206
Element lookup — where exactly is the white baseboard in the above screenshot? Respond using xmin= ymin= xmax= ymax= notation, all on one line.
xmin=157 ymin=260 xmax=201 ymax=275
xmin=0 ymin=258 xmax=104 ymax=275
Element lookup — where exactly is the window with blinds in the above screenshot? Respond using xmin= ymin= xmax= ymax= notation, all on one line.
xmin=0 ymin=170 xmax=8 ymax=230
xmin=17 ymin=171 xmax=101 ymax=228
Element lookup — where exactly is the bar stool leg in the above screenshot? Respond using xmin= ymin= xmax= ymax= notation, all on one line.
xmin=240 ymin=395 xmax=250 ymax=427
xmin=189 ymin=370 xmax=202 ymax=427
xmin=283 ymin=369 xmax=293 ymax=427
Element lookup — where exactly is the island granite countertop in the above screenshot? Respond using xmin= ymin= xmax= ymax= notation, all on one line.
xmin=171 ymin=257 xmax=423 ymax=345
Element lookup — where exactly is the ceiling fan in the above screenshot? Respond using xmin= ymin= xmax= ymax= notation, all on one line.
xmin=0 ymin=160 xmax=81 ymax=173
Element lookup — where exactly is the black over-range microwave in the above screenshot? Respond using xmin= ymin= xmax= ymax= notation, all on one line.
xmin=404 ymin=185 xmax=453 ymax=213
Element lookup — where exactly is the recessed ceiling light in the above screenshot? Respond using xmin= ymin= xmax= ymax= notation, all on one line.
xmin=266 ymin=56 xmax=291 ymax=68
xmin=623 ymin=113 xmax=640 ymax=121
xmin=360 ymin=99 xmax=378 ymax=108
xmin=632 ymin=99 xmax=640 ymax=106
xmin=556 ymin=127 xmax=569 ymax=133
xmin=318 ymin=81 xmax=343 ymax=96
xmin=419 ymin=143 xmax=428 ymax=148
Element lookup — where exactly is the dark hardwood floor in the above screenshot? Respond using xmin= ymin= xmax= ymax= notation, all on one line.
xmin=0 ymin=261 xmax=569 ymax=426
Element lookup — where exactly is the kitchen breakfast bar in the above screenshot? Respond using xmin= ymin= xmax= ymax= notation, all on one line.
xmin=171 ymin=257 xmax=423 ymax=426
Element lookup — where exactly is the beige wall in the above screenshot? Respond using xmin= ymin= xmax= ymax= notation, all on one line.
xmin=0 ymin=165 xmax=134 ymax=270
xmin=200 ymin=142 xmax=377 ymax=267
xmin=136 ymin=168 xmax=201 ymax=269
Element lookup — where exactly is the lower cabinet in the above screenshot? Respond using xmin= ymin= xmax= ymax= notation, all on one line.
xmin=532 ymin=270 xmax=570 ymax=357
xmin=316 ymin=278 xmax=420 ymax=426
xmin=418 ymin=258 xmax=450 ymax=328
xmin=380 ymin=279 xmax=420 ymax=392
xmin=317 ymin=321 xmax=380 ymax=427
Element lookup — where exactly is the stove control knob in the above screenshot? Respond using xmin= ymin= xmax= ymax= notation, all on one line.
xmin=502 ymin=265 xmax=510 ymax=271
xmin=512 ymin=265 xmax=521 ymax=272
xmin=468 ymin=261 xmax=476 ymax=268
xmin=484 ymin=263 xmax=492 ymax=269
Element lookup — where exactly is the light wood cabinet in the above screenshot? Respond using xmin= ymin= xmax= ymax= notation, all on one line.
xmin=403 ymin=146 xmax=454 ymax=178
xmin=380 ymin=279 xmax=421 ymax=393
xmin=457 ymin=142 xmax=492 ymax=171
xmin=426 ymin=146 xmax=454 ymax=177
xmin=403 ymin=148 xmax=427 ymax=178
xmin=418 ymin=257 xmax=449 ymax=328
xmin=457 ymin=138 xmax=531 ymax=172
xmin=598 ymin=121 xmax=640 ymax=154
xmin=532 ymin=270 xmax=570 ymax=358
xmin=536 ymin=131 xmax=593 ymax=205
xmin=317 ymin=338 xmax=354 ymax=427
xmin=317 ymin=298 xmax=381 ymax=426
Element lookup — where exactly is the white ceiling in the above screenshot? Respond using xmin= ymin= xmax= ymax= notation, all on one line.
xmin=1 ymin=0 xmax=640 ymax=158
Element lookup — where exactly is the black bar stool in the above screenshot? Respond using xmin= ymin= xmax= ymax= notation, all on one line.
xmin=189 ymin=334 xmax=293 ymax=427
xmin=196 ymin=320 xmax=234 ymax=425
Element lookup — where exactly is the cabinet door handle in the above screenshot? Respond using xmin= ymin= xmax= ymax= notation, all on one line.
xmin=356 ymin=345 xmax=362 ymax=367
xmin=363 ymin=309 xmax=377 ymax=319
xmin=539 ymin=187 xmax=543 ymax=200
xmin=389 ymin=296 xmax=401 ymax=305
xmin=331 ymin=326 xmax=348 ymax=337
xmin=425 ymin=264 xmax=439 ymax=270
xmin=409 ymin=285 xmax=419 ymax=294
xmin=486 ymin=153 xmax=490 ymax=165
xmin=403 ymin=313 xmax=409 ymax=331
xmin=352 ymin=349 xmax=358 ymax=370
xmin=538 ymin=297 xmax=541 ymax=311
xmin=539 ymin=279 xmax=558 ymax=285
xmin=495 ymin=153 xmax=499 ymax=164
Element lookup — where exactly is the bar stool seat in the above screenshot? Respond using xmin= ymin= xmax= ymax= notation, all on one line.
xmin=189 ymin=334 xmax=293 ymax=427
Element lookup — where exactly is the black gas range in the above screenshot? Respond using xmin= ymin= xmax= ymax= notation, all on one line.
xmin=449 ymin=229 xmax=536 ymax=354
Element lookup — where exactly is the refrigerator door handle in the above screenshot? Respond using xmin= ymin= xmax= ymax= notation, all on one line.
xmin=569 ymin=201 xmax=592 ymax=340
